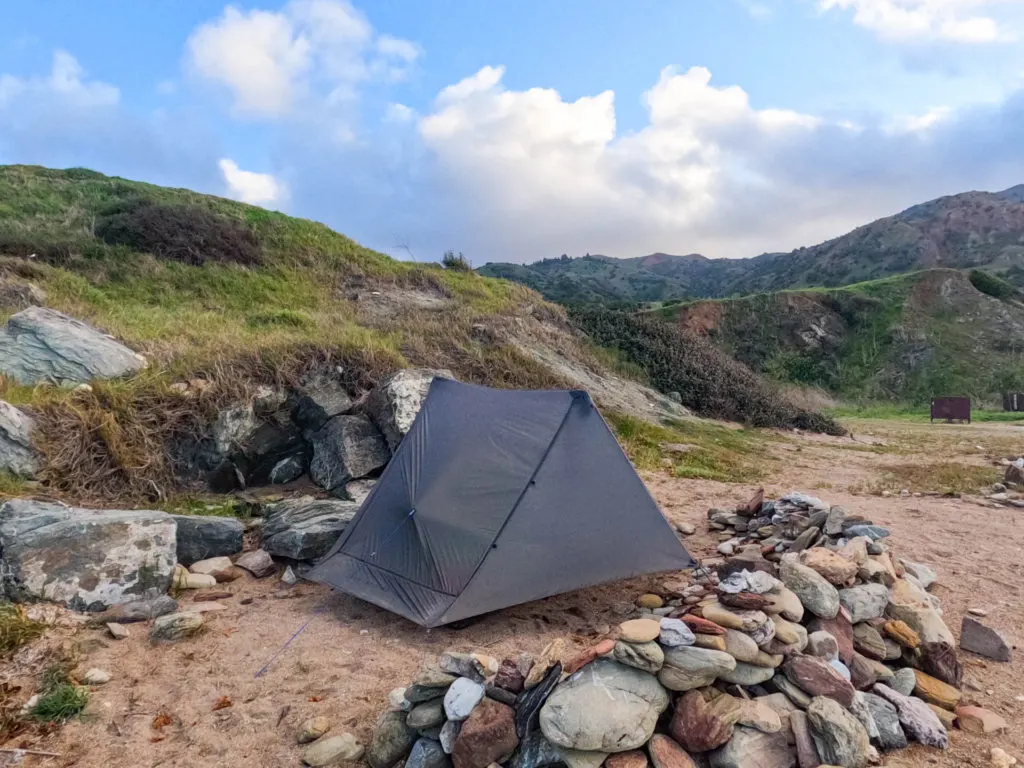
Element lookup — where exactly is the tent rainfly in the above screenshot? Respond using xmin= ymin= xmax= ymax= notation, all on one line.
xmin=310 ymin=378 xmax=694 ymax=627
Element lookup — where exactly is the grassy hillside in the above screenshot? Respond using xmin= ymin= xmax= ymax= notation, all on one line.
xmin=0 ymin=165 xmax=841 ymax=502
xmin=479 ymin=185 xmax=1024 ymax=305
xmin=654 ymin=269 xmax=1024 ymax=403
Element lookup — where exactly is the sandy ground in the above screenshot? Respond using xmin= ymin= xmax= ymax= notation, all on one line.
xmin=3 ymin=419 xmax=1023 ymax=768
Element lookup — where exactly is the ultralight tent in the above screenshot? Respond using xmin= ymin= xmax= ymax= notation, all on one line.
xmin=310 ymin=378 xmax=694 ymax=627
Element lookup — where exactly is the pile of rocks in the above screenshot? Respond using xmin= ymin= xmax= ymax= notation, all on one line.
xmin=352 ymin=491 xmax=1013 ymax=768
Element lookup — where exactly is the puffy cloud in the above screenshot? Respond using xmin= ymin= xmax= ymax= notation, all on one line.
xmin=185 ymin=0 xmax=417 ymax=119
xmin=0 ymin=50 xmax=119 ymax=109
xmin=219 ymin=158 xmax=285 ymax=205
xmin=818 ymin=0 xmax=1011 ymax=43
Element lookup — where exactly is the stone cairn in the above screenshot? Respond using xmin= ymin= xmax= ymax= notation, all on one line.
xmin=344 ymin=490 xmax=1013 ymax=768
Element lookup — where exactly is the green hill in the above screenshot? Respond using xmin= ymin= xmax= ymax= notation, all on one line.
xmin=653 ymin=269 xmax=1024 ymax=402
xmin=479 ymin=186 xmax=1024 ymax=305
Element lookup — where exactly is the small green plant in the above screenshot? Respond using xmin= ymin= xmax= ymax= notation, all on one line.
xmin=969 ymin=269 xmax=1019 ymax=300
xmin=0 ymin=603 xmax=46 ymax=659
xmin=245 ymin=309 xmax=315 ymax=330
xmin=441 ymin=249 xmax=472 ymax=272
xmin=30 ymin=661 xmax=88 ymax=723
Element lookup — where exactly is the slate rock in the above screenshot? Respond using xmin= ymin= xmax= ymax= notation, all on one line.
xmin=310 ymin=414 xmax=390 ymax=491
xmin=852 ymin=623 xmax=887 ymax=661
xmin=659 ymin=646 xmax=737 ymax=691
xmin=439 ymin=652 xmax=497 ymax=682
xmin=453 ymin=698 xmax=519 ymax=768
xmin=366 ymin=368 xmax=453 ymax=450
xmin=0 ymin=499 xmax=175 ymax=609
xmin=408 ymin=699 xmax=447 ymax=729
xmin=782 ymin=654 xmax=856 ymax=707
xmin=890 ymin=668 xmax=915 ymax=696
xmin=807 ymin=611 xmax=854 ymax=664
xmin=779 ymin=555 xmax=840 ymax=618
xmin=406 ymin=738 xmax=452 ymax=768
xmin=720 ymin=661 xmax=775 ymax=686
xmin=304 ymin=734 xmax=364 ymax=766
xmin=843 ymin=524 xmax=889 ymax=541
xmin=659 ymin=617 xmax=696 ymax=647
xmin=838 ymin=584 xmax=888 ymax=623
xmin=101 ymin=595 xmax=178 ymax=624
xmin=612 ymin=641 xmax=664 ymax=674
xmin=446 ymin=678 xmax=486 ymax=721
xmin=771 ymin=674 xmax=812 ymax=708
xmin=0 ymin=306 xmax=146 ymax=386
xmin=900 ymin=559 xmax=937 ymax=589
xmin=917 ymin=640 xmax=963 ymax=688
xmin=367 ymin=710 xmax=417 ymax=768
xmin=871 ymin=684 xmax=948 ymax=749
xmin=171 ymin=514 xmax=244 ymax=566
xmin=862 ymin=693 xmax=907 ymax=751
xmin=807 ymin=696 xmax=871 ymax=768
xmin=708 ymin=726 xmax=795 ymax=768
xmin=235 ymin=548 xmax=277 ymax=578
xmin=270 ymin=454 xmax=306 ymax=484
xmin=669 ymin=690 xmax=737 ymax=753
xmin=539 ymin=660 xmax=668 ymax=752
xmin=149 ymin=611 xmax=204 ymax=643
xmin=648 ymin=734 xmax=696 ymax=768
xmin=261 ymin=496 xmax=358 ymax=561
xmin=292 ymin=374 xmax=354 ymax=432
xmin=960 ymin=616 xmax=1011 ymax=662
xmin=495 ymin=658 xmax=527 ymax=694
xmin=441 ymin=720 xmax=463 ymax=755
xmin=516 ymin=662 xmax=561 ymax=738
xmin=507 ymin=731 xmax=563 ymax=768
xmin=0 ymin=400 xmax=39 ymax=477
xmin=486 ymin=684 xmax=518 ymax=707
xmin=789 ymin=711 xmax=820 ymax=768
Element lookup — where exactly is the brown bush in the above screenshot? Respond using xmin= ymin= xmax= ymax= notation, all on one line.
xmin=96 ymin=199 xmax=261 ymax=267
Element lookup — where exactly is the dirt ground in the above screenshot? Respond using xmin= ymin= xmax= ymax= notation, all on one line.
xmin=3 ymin=418 xmax=1022 ymax=768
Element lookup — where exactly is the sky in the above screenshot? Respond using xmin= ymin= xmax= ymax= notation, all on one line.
xmin=3 ymin=1 xmax=1024 ymax=265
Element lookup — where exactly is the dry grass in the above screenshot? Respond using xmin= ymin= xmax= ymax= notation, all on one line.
xmin=0 ymin=604 xmax=45 ymax=659
xmin=855 ymin=461 xmax=998 ymax=496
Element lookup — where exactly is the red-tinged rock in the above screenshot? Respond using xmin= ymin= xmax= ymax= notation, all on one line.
xmin=848 ymin=653 xmax=878 ymax=691
xmin=669 ymin=690 xmax=736 ymax=753
xmin=605 ymin=751 xmax=649 ymax=768
xmin=955 ymin=706 xmax=1009 ymax=734
xmin=494 ymin=659 xmax=525 ymax=694
xmin=718 ymin=592 xmax=774 ymax=611
xmin=789 ymin=711 xmax=820 ymax=768
xmin=783 ymin=654 xmax=856 ymax=707
xmin=648 ymin=734 xmax=696 ymax=768
xmin=739 ymin=487 xmax=764 ymax=517
xmin=918 ymin=641 xmax=963 ymax=689
xmin=807 ymin=609 xmax=854 ymax=664
xmin=452 ymin=699 xmax=518 ymax=768
xmin=681 ymin=615 xmax=726 ymax=636
xmin=193 ymin=591 xmax=233 ymax=602
xmin=563 ymin=639 xmax=616 ymax=675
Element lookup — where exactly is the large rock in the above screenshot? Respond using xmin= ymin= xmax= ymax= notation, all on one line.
xmin=960 ymin=616 xmax=1011 ymax=662
xmin=0 ymin=499 xmax=175 ymax=610
xmin=0 ymin=307 xmax=146 ymax=386
xmin=782 ymin=654 xmax=856 ymax=707
xmin=799 ymin=548 xmax=858 ymax=586
xmin=367 ymin=710 xmax=417 ymax=768
xmin=366 ymin=368 xmax=452 ymax=450
xmin=149 ymin=611 xmax=204 ymax=642
xmin=779 ymin=555 xmax=840 ymax=618
xmin=807 ymin=696 xmax=871 ymax=768
xmin=171 ymin=514 xmax=243 ymax=566
xmin=540 ymin=660 xmax=669 ymax=752
xmin=647 ymin=735 xmax=696 ymax=768
xmin=507 ymin=732 xmax=562 ymax=768
xmin=261 ymin=497 xmax=359 ymax=560
xmin=310 ymin=414 xmax=390 ymax=491
xmin=871 ymin=684 xmax=948 ymax=749
xmin=659 ymin=646 xmax=737 ymax=691
xmin=838 ymin=584 xmax=889 ymax=623
xmin=0 ymin=400 xmax=39 ymax=477
xmin=612 ymin=641 xmax=664 ymax=674
xmin=708 ymin=726 xmax=794 ymax=768
xmin=453 ymin=698 xmax=518 ymax=768
xmin=862 ymin=693 xmax=907 ymax=751
xmin=303 ymin=734 xmax=364 ymax=766
xmin=669 ymin=691 xmax=738 ymax=753
xmin=292 ymin=373 xmax=355 ymax=432
xmin=789 ymin=711 xmax=820 ymax=768
xmin=807 ymin=610 xmax=855 ymax=664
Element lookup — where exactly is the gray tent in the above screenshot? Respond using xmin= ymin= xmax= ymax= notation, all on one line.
xmin=310 ymin=378 xmax=694 ymax=627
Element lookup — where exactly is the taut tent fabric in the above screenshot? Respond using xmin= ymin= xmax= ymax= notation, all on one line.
xmin=310 ymin=378 xmax=694 ymax=627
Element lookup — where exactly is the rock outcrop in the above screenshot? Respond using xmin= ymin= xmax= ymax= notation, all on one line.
xmin=0 ymin=399 xmax=40 ymax=477
xmin=261 ymin=497 xmax=360 ymax=561
xmin=365 ymin=368 xmax=452 ymax=450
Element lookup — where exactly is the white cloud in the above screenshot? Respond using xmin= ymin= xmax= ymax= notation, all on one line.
xmin=819 ymin=0 xmax=1011 ymax=43
xmin=185 ymin=0 xmax=418 ymax=119
xmin=384 ymin=102 xmax=415 ymax=122
xmin=218 ymin=158 xmax=285 ymax=205
xmin=0 ymin=50 xmax=119 ymax=108
xmin=888 ymin=105 xmax=952 ymax=132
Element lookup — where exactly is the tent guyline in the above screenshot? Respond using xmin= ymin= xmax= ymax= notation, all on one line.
xmin=311 ymin=378 xmax=694 ymax=627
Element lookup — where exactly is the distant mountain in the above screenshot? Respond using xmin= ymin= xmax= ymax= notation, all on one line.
xmin=478 ymin=186 xmax=1024 ymax=305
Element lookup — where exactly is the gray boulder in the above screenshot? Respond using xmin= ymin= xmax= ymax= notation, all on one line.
xmin=539 ymin=659 xmax=669 ymax=752
xmin=0 ymin=400 xmax=39 ymax=477
xmin=807 ymin=696 xmax=871 ymax=768
xmin=0 ymin=307 xmax=146 ymax=386
xmin=779 ymin=554 xmax=840 ymax=618
xmin=659 ymin=646 xmax=737 ymax=691
xmin=838 ymin=584 xmax=889 ymax=623
xmin=292 ymin=373 xmax=354 ymax=432
xmin=862 ymin=693 xmax=907 ymax=751
xmin=0 ymin=499 xmax=175 ymax=610
xmin=709 ymin=726 xmax=794 ymax=768
xmin=171 ymin=514 xmax=244 ymax=566
xmin=261 ymin=496 xmax=359 ymax=561
xmin=871 ymin=684 xmax=948 ymax=749
xmin=366 ymin=369 xmax=452 ymax=450
xmin=310 ymin=414 xmax=390 ymax=491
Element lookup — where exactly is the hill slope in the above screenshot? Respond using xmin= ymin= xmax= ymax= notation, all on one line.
xmin=654 ymin=269 xmax=1024 ymax=402
xmin=479 ymin=185 xmax=1024 ymax=304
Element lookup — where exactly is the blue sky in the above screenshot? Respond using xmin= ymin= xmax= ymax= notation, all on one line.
xmin=3 ymin=1 xmax=1024 ymax=263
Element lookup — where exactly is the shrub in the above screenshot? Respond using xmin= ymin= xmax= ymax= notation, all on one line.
xmin=969 ymin=269 xmax=1018 ymax=300
xmin=570 ymin=307 xmax=845 ymax=435
xmin=441 ymin=250 xmax=472 ymax=272
xmin=96 ymin=198 xmax=261 ymax=267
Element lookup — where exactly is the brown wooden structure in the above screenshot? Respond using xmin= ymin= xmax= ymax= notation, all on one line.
xmin=931 ymin=397 xmax=971 ymax=423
